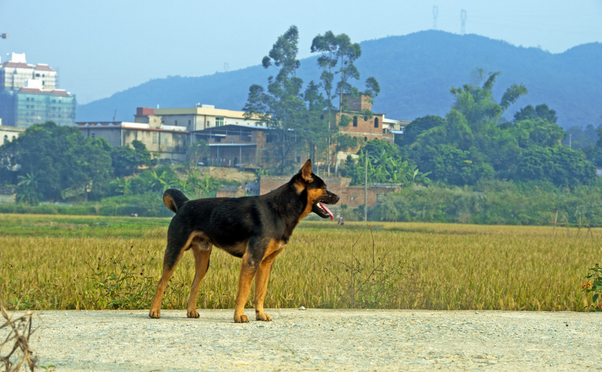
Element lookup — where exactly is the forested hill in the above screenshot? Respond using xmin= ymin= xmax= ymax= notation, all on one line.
xmin=77 ymin=30 xmax=601 ymax=128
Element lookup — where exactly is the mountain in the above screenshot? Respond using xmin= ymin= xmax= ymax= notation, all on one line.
xmin=77 ymin=31 xmax=602 ymax=128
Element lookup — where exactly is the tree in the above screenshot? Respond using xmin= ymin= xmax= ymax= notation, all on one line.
xmin=311 ymin=31 xmax=380 ymax=174
xmin=396 ymin=71 xmax=595 ymax=187
xmin=514 ymin=104 xmax=558 ymax=124
xmin=111 ymin=140 xmax=151 ymax=177
xmin=244 ymin=26 xmax=306 ymax=173
xmin=16 ymin=171 xmax=42 ymax=205
xmin=187 ymin=139 xmax=209 ymax=169
xmin=450 ymin=70 xmax=527 ymax=127
xmin=311 ymin=31 xmax=381 ymax=121
xmin=341 ymin=139 xmax=430 ymax=186
xmin=244 ymin=26 xmax=330 ymax=174
xmin=0 ymin=122 xmax=113 ymax=201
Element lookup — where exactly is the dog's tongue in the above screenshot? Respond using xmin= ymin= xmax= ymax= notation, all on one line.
xmin=318 ymin=202 xmax=334 ymax=220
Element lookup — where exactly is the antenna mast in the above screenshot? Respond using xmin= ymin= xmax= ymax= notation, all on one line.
xmin=432 ymin=6 xmax=438 ymax=30
xmin=461 ymin=9 xmax=467 ymax=35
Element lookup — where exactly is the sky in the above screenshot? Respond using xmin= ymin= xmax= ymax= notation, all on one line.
xmin=0 ymin=0 xmax=601 ymax=104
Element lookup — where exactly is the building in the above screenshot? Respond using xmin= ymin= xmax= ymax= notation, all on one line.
xmin=0 ymin=53 xmax=57 ymax=91
xmin=77 ymin=119 xmax=189 ymax=162
xmin=332 ymin=94 xmax=393 ymax=143
xmin=193 ymin=124 xmax=273 ymax=168
xmin=148 ymin=104 xmax=263 ymax=132
xmin=134 ymin=106 xmax=276 ymax=167
xmin=0 ymin=53 xmax=76 ymax=127
xmin=0 ymin=125 xmax=26 ymax=144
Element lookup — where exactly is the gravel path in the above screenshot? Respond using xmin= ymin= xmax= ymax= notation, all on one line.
xmin=9 ymin=309 xmax=602 ymax=371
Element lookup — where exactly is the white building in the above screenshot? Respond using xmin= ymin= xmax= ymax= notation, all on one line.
xmin=140 ymin=104 xmax=263 ymax=132
xmin=0 ymin=53 xmax=57 ymax=92
xmin=0 ymin=125 xmax=25 ymax=144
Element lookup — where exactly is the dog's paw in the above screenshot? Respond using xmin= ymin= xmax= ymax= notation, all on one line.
xmin=256 ymin=312 xmax=272 ymax=321
xmin=187 ymin=309 xmax=200 ymax=318
xmin=149 ymin=309 xmax=161 ymax=319
xmin=234 ymin=314 xmax=249 ymax=323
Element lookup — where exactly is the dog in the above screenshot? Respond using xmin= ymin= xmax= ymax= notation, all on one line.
xmin=149 ymin=159 xmax=339 ymax=323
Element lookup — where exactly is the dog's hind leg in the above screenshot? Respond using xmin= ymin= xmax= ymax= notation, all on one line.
xmin=186 ymin=241 xmax=212 ymax=318
xmin=254 ymin=246 xmax=284 ymax=321
xmin=149 ymin=237 xmax=188 ymax=319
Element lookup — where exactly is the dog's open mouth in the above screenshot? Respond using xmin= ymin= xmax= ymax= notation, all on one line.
xmin=313 ymin=201 xmax=334 ymax=220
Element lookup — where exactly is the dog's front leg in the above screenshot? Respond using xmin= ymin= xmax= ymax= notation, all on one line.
xmin=254 ymin=247 xmax=283 ymax=321
xmin=234 ymin=252 xmax=258 ymax=323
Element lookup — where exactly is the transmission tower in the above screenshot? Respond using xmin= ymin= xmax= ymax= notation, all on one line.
xmin=460 ymin=9 xmax=467 ymax=35
xmin=432 ymin=6 xmax=438 ymax=30
xmin=224 ymin=62 xmax=229 ymax=72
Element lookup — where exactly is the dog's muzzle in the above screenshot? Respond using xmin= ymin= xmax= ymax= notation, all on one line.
xmin=312 ymin=191 xmax=340 ymax=220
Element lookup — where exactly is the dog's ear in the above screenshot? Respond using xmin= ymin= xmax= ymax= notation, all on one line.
xmin=300 ymin=159 xmax=313 ymax=182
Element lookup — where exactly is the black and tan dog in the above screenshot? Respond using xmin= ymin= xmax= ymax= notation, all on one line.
xmin=149 ymin=160 xmax=339 ymax=323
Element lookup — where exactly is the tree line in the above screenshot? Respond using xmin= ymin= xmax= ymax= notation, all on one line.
xmin=0 ymin=122 xmax=221 ymax=206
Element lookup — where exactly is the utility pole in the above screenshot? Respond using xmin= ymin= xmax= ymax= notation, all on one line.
xmin=364 ymin=150 xmax=368 ymax=221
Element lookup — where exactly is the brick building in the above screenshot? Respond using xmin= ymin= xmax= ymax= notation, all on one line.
xmin=332 ymin=94 xmax=394 ymax=143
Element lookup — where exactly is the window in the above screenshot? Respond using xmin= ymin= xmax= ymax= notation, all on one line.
xmin=374 ymin=117 xmax=379 ymax=128
xmin=188 ymin=120 xmax=191 ymax=126
xmin=152 ymin=132 xmax=158 ymax=144
xmin=216 ymin=117 xmax=224 ymax=126
xmin=353 ymin=116 xmax=358 ymax=127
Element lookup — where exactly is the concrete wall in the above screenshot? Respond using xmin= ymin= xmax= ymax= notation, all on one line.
xmin=259 ymin=176 xmax=399 ymax=208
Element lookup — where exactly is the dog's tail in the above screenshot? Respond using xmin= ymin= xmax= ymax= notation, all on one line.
xmin=163 ymin=189 xmax=189 ymax=213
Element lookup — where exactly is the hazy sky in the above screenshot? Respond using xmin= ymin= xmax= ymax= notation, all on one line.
xmin=1 ymin=0 xmax=601 ymax=104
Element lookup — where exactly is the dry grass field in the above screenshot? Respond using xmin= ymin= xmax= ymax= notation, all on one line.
xmin=1 ymin=214 xmax=599 ymax=311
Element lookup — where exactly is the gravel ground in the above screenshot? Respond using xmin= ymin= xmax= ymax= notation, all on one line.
xmin=7 ymin=309 xmax=602 ymax=371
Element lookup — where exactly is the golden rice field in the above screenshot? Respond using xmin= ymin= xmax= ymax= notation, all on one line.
xmin=0 ymin=214 xmax=600 ymax=311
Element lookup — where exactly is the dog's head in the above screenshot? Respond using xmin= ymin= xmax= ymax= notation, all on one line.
xmin=294 ymin=159 xmax=339 ymax=220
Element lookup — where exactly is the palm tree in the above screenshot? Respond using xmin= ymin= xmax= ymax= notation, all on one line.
xmin=17 ymin=172 xmax=42 ymax=205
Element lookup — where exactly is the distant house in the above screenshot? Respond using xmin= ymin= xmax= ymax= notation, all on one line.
xmin=331 ymin=94 xmax=392 ymax=143
xmin=76 ymin=118 xmax=189 ymax=162
xmin=77 ymin=106 xmax=271 ymax=165
xmin=149 ymin=104 xmax=263 ymax=131
xmin=0 ymin=125 xmax=25 ymax=144
xmin=192 ymin=124 xmax=269 ymax=168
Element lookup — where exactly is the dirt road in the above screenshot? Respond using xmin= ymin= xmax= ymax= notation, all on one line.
xmin=13 ymin=309 xmax=602 ymax=371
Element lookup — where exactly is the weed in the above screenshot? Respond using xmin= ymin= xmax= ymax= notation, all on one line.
xmin=580 ymin=264 xmax=602 ymax=312
xmin=0 ymin=300 xmax=38 ymax=372
xmin=324 ymin=215 xmax=406 ymax=308
xmin=83 ymin=245 xmax=187 ymax=310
